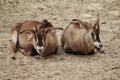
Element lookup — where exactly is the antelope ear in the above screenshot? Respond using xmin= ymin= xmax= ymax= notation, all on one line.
xmin=44 ymin=27 xmax=63 ymax=34
xmin=94 ymin=14 xmax=100 ymax=30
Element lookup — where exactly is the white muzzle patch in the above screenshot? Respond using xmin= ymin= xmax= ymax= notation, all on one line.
xmin=37 ymin=46 xmax=44 ymax=54
xmin=94 ymin=41 xmax=103 ymax=49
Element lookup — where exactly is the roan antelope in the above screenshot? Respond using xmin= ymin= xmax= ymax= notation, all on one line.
xmin=61 ymin=15 xmax=103 ymax=54
xmin=10 ymin=20 xmax=63 ymax=60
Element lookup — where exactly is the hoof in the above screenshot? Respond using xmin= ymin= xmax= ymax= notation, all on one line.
xmin=11 ymin=56 xmax=16 ymax=60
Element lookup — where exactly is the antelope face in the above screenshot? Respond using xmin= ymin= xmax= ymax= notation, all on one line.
xmin=34 ymin=33 xmax=46 ymax=54
xmin=92 ymin=17 xmax=103 ymax=50
xmin=84 ymin=15 xmax=103 ymax=51
xmin=33 ymin=19 xmax=63 ymax=54
xmin=91 ymin=31 xmax=103 ymax=49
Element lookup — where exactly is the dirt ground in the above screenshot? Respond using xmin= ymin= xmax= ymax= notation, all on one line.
xmin=0 ymin=0 xmax=120 ymax=80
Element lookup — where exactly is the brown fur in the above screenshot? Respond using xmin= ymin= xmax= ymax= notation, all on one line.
xmin=40 ymin=30 xmax=58 ymax=57
xmin=40 ymin=27 xmax=63 ymax=57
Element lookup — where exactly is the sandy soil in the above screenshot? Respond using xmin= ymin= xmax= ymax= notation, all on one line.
xmin=0 ymin=0 xmax=120 ymax=80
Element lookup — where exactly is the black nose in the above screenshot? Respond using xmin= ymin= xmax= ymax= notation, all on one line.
xmin=38 ymin=49 xmax=42 ymax=52
xmin=99 ymin=44 xmax=103 ymax=47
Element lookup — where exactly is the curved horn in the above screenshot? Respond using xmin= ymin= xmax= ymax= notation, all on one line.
xmin=35 ymin=24 xmax=38 ymax=32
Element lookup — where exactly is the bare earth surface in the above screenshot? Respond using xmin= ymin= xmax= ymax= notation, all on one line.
xmin=0 ymin=0 xmax=120 ymax=80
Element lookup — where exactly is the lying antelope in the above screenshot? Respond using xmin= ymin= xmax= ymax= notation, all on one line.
xmin=10 ymin=20 xmax=63 ymax=60
xmin=61 ymin=15 xmax=103 ymax=54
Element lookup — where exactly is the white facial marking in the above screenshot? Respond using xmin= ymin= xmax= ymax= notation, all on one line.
xmin=36 ymin=37 xmax=38 ymax=44
xmin=42 ymin=37 xmax=45 ymax=44
xmin=37 ymin=46 xmax=44 ymax=54
xmin=94 ymin=41 xmax=102 ymax=48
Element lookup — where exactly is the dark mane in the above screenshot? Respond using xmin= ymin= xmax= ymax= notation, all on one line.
xmin=42 ymin=19 xmax=53 ymax=28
